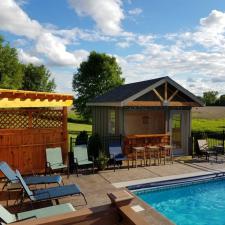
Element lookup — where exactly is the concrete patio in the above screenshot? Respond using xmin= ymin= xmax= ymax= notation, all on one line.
xmin=2 ymin=157 xmax=225 ymax=224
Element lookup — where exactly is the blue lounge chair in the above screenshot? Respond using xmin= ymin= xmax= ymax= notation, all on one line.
xmin=109 ymin=145 xmax=129 ymax=172
xmin=16 ymin=170 xmax=87 ymax=205
xmin=0 ymin=161 xmax=62 ymax=190
xmin=0 ymin=203 xmax=75 ymax=224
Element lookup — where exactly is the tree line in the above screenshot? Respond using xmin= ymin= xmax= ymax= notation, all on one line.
xmin=199 ymin=91 xmax=225 ymax=106
xmin=0 ymin=36 xmax=55 ymax=92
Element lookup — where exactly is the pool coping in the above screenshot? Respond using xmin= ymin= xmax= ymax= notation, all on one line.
xmin=112 ymin=169 xmax=225 ymax=188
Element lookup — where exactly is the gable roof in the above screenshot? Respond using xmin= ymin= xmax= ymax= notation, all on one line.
xmin=87 ymin=76 xmax=204 ymax=107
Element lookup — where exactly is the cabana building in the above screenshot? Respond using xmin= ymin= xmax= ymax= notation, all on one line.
xmin=0 ymin=89 xmax=73 ymax=174
xmin=88 ymin=76 xmax=203 ymax=156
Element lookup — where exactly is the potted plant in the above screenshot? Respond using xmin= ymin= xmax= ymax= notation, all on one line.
xmin=96 ymin=150 xmax=109 ymax=170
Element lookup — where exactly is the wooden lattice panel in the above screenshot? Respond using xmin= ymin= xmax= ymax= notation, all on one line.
xmin=0 ymin=111 xmax=29 ymax=129
xmin=32 ymin=110 xmax=63 ymax=128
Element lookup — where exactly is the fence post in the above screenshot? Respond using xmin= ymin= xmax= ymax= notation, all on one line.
xmin=223 ymin=130 xmax=225 ymax=150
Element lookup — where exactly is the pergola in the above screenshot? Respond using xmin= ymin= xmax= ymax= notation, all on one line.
xmin=0 ymin=89 xmax=73 ymax=174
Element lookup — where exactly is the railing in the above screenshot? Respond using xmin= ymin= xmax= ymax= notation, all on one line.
xmin=191 ymin=130 xmax=225 ymax=156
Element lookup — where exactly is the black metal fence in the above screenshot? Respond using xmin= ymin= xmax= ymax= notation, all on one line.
xmin=191 ymin=130 xmax=225 ymax=156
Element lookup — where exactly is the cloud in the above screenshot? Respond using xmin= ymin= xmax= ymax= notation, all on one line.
xmin=0 ymin=0 xmax=42 ymax=39
xmin=128 ymin=8 xmax=142 ymax=16
xmin=116 ymin=41 xmax=130 ymax=48
xmin=18 ymin=48 xmax=42 ymax=65
xmin=0 ymin=0 xmax=89 ymax=67
xmin=68 ymin=0 xmax=124 ymax=35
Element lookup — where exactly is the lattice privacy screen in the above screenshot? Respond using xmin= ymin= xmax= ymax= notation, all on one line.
xmin=0 ymin=110 xmax=63 ymax=129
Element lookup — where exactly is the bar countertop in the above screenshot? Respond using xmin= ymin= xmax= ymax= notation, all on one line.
xmin=125 ymin=134 xmax=170 ymax=139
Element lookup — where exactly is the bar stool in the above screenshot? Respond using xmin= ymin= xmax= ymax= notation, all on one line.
xmin=146 ymin=145 xmax=160 ymax=166
xmin=161 ymin=145 xmax=173 ymax=164
xmin=132 ymin=146 xmax=146 ymax=167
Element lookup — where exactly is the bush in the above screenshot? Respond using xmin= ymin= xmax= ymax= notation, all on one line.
xmin=75 ymin=131 xmax=88 ymax=145
xmin=88 ymin=133 xmax=102 ymax=159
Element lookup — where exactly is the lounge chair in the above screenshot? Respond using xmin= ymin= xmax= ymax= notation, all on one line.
xmin=45 ymin=147 xmax=67 ymax=174
xmin=15 ymin=170 xmax=87 ymax=206
xmin=109 ymin=145 xmax=129 ymax=172
xmin=0 ymin=203 xmax=75 ymax=224
xmin=197 ymin=139 xmax=217 ymax=161
xmin=73 ymin=145 xmax=94 ymax=176
xmin=0 ymin=161 xmax=62 ymax=190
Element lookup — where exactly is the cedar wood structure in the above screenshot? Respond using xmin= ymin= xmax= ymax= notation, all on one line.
xmin=0 ymin=89 xmax=73 ymax=174
xmin=88 ymin=76 xmax=204 ymax=156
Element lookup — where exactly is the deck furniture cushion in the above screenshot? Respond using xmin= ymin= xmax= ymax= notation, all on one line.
xmin=0 ymin=203 xmax=75 ymax=224
xmin=0 ymin=161 xmax=62 ymax=189
xmin=73 ymin=145 xmax=94 ymax=176
xmin=197 ymin=139 xmax=217 ymax=161
xmin=46 ymin=147 xmax=67 ymax=174
xmin=15 ymin=170 xmax=87 ymax=204
xmin=109 ymin=145 xmax=129 ymax=172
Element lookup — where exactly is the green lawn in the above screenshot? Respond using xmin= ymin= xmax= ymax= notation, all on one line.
xmin=192 ymin=118 xmax=225 ymax=132
xmin=67 ymin=111 xmax=92 ymax=141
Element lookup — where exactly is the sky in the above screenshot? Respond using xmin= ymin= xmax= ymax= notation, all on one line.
xmin=1 ymin=0 xmax=225 ymax=96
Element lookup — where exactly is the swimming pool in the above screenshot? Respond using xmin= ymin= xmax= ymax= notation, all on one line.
xmin=134 ymin=176 xmax=225 ymax=225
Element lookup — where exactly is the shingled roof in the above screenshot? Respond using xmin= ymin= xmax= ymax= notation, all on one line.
xmin=88 ymin=76 xmax=203 ymax=107
xmin=90 ymin=77 xmax=165 ymax=103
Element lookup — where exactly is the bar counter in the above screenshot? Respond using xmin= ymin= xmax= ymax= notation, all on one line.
xmin=124 ymin=133 xmax=170 ymax=156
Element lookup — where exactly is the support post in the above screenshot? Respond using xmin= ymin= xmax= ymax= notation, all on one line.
xmin=62 ymin=107 xmax=68 ymax=165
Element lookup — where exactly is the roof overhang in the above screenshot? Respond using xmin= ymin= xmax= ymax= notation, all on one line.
xmin=0 ymin=89 xmax=73 ymax=108
xmin=87 ymin=77 xmax=204 ymax=107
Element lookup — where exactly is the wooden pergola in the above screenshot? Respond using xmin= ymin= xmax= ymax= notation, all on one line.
xmin=0 ymin=89 xmax=73 ymax=174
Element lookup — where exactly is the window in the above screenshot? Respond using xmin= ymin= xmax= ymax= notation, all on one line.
xmin=108 ymin=110 xmax=116 ymax=135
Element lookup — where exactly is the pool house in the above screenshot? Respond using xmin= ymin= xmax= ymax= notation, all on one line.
xmin=87 ymin=76 xmax=203 ymax=156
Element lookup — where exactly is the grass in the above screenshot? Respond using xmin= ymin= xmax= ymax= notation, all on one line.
xmin=67 ymin=111 xmax=92 ymax=141
xmin=192 ymin=118 xmax=225 ymax=132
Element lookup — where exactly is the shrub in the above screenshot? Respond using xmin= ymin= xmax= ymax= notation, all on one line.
xmin=88 ymin=133 xmax=102 ymax=159
xmin=75 ymin=131 xmax=88 ymax=145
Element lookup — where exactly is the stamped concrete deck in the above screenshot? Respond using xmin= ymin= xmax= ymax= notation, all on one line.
xmin=1 ymin=157 xmax=225 ymax=224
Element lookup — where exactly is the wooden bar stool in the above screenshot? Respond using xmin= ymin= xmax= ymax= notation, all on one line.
xmin=146 ymin=145 xmax=160 ymax=166
xmin=161 ymin=145 xmax=173 ymax=164
xmin=132 ymin=146 xmax=146 ymax=167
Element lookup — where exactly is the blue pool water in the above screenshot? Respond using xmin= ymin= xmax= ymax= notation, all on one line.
xmin=134 ymin=178 xmax=225 ymax=225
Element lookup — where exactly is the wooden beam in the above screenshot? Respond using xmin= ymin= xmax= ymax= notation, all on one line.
xmin=165 ymin=81 xmax=168 ymax=100
xmin=126 ymin=101 xmax=162 ymax=106
xmin=168 ymin=90 xmax=179 ymax=101
xmin=170 ymin=101 xmax=200 ymax=107
xmin=0 ymin=98 xmax=73 ymax=108
xmin=153 ymin=89 xmax=164 ymax=101
xmin=126 ymin=100 xmax=200 ymax=107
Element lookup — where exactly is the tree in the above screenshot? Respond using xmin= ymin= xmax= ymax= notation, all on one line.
xmin=22 ymin=64 xmax=56 ymax=92
xmin=72 ymin=51 xmax=124 ymax=120
xmin=202 ymin=91 xmax=219 ymax=106
xmin=0 ymin=36 xmax=24 ymax=89
xmin=216 ymin=94 xmax=225 ymax=106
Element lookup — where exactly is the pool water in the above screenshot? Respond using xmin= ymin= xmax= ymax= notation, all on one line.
xmin=135 ymin=178 xmax=225 ymax=225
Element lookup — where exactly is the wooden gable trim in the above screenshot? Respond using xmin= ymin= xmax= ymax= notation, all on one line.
xmin=126 ymin=101 xmax=199 ymax=107
xmin=121 ymin=78 xmax=167 ymax=105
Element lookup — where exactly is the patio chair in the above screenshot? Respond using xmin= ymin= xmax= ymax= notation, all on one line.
xmin=0 ymin=203 xmax=75 ymax=224
xmin=15 ymin=170 xmax=87 ymax=206
xmin=45 ymin=147 xmax=67 ymax=175
xmin=109 ymin=145 xmax=129 ymax=172
xmin=197 ymin=139 xmax=217 ymax=161
xmin=0 ymin=161 xmax=62 ymax=190
xmin=73 ymin=145 xmax=94 ymax=177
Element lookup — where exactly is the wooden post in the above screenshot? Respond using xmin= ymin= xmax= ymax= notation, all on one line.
xmin=165 ymin=81 xmax=167 ymax=100
xmin=62 ymin=107 xmax=68 ymax=165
